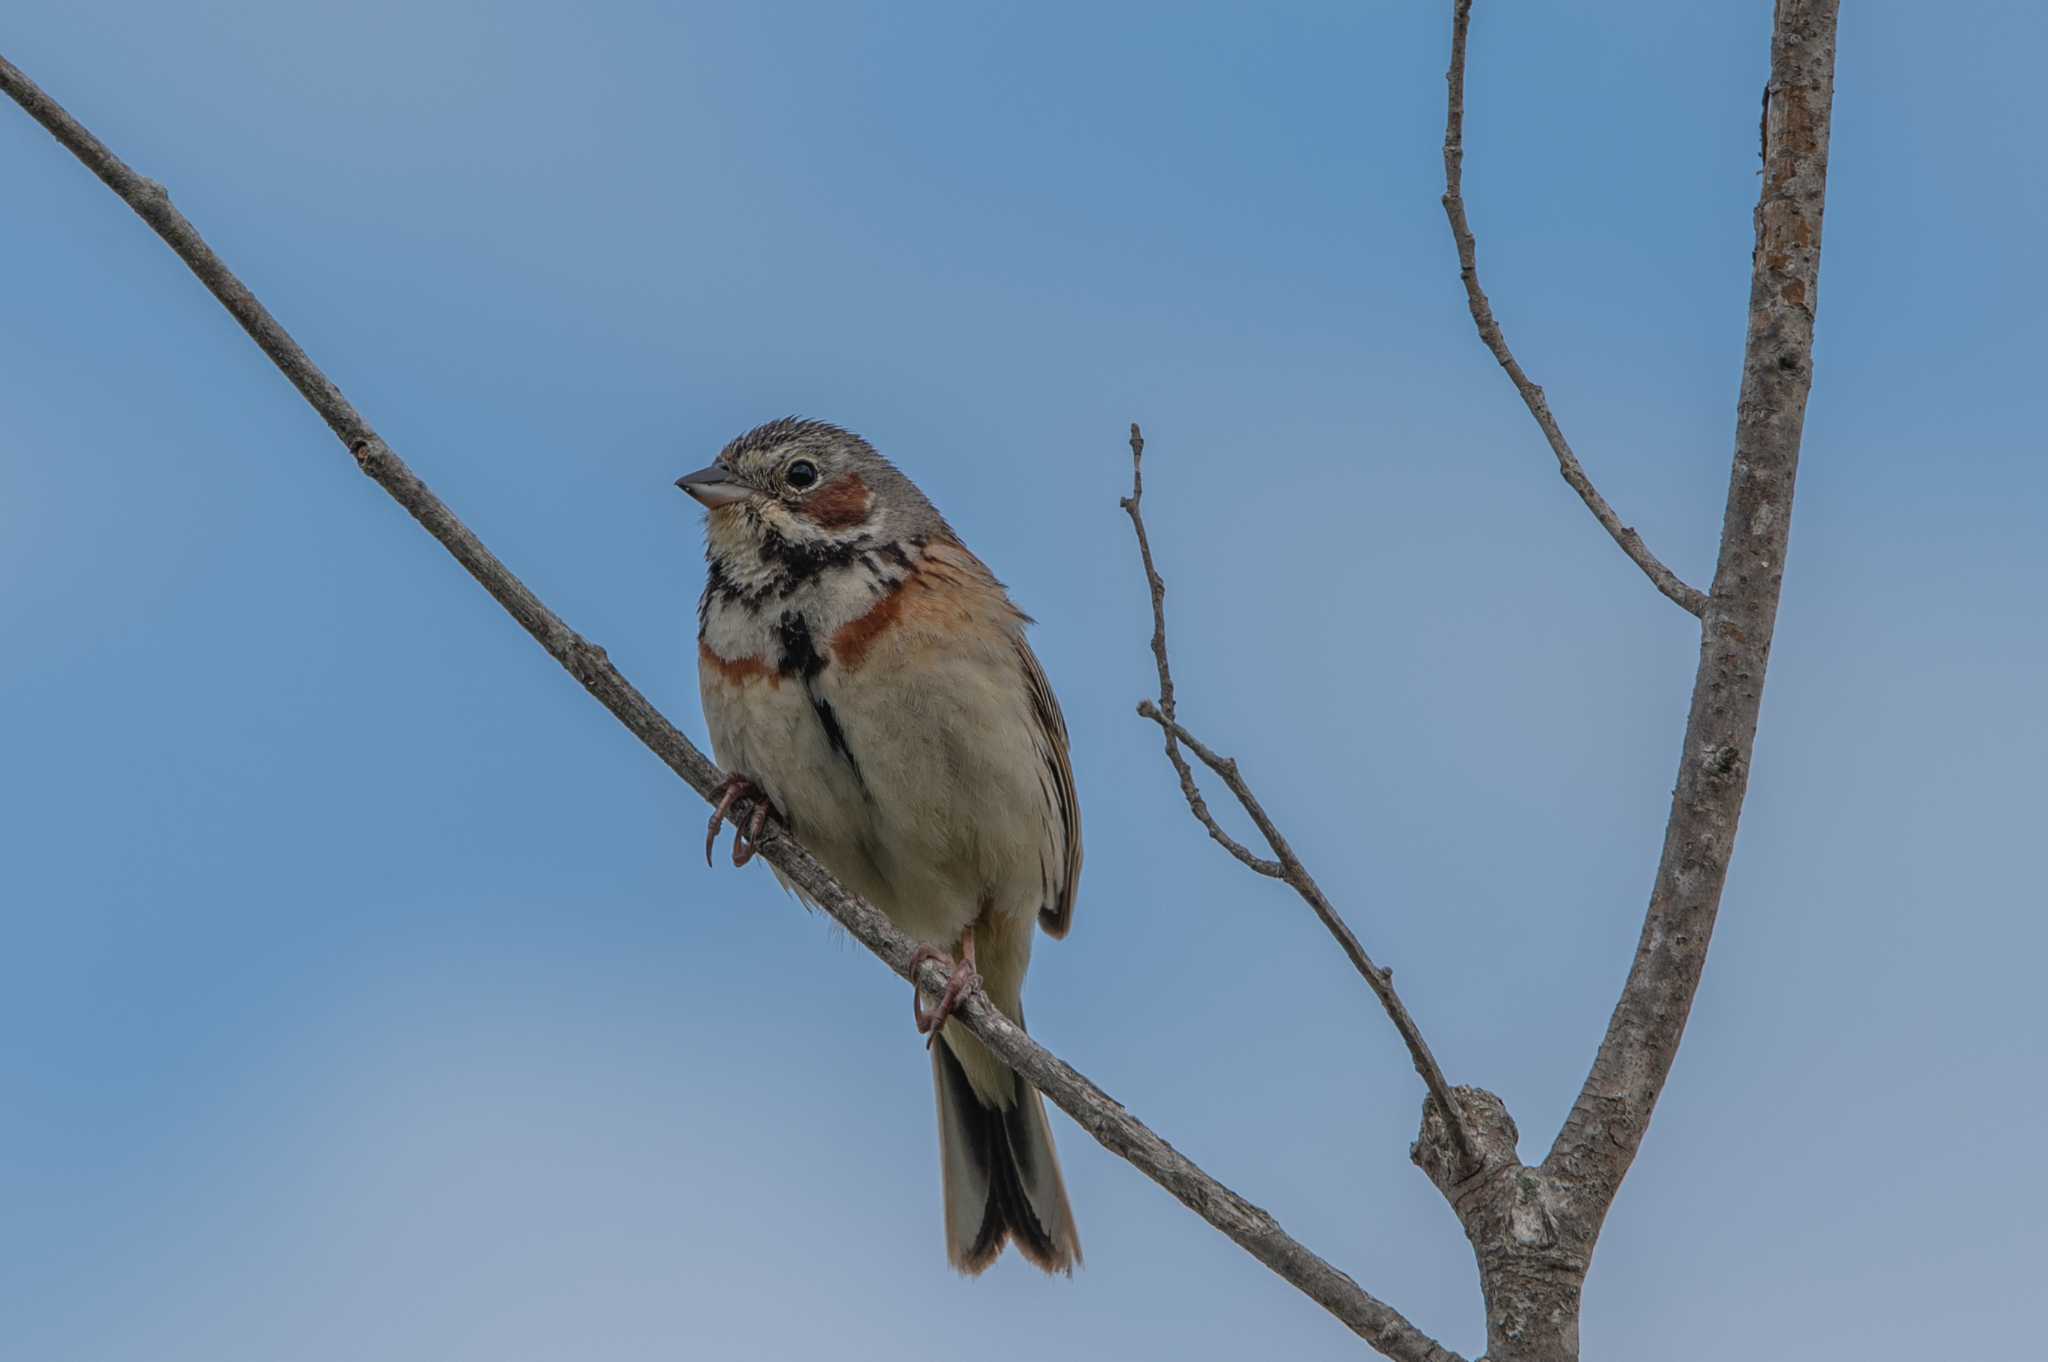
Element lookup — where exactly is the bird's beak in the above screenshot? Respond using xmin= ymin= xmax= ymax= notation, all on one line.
xmin=675 ymin=463 xmax=750 ymax=508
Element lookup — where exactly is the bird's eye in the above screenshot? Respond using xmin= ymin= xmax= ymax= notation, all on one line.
xmin=784 ymin=459 xmax=819 ymax=490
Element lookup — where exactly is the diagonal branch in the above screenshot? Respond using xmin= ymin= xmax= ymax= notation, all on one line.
xmin=1541 ymin=0 xmax=1838 ymax=1212
xmin=0 ymin=52 xmax=1465 ymax=1362
xmin=1120 ymin=424 xmax=1478 ymax=1174
xmin=1441 ymin=0 xmax=1709 ymax=619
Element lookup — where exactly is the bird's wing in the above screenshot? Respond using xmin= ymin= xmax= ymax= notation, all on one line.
xmin=923 ymin=535 xmax=1083 ymax=938
xmin=1014 ymin=635 xmax=1082 ymax=938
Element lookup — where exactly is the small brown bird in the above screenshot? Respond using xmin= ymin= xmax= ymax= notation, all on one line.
xmin=679 ymin=418 xmax=1082 ymax=1275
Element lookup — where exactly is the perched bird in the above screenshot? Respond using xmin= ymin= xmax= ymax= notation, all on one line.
xmin=679 ymin=418 xmax=1083 ymax=1275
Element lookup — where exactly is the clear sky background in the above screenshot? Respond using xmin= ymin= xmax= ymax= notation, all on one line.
xmin=4 ymin=4 xmax=2043 ymax=1359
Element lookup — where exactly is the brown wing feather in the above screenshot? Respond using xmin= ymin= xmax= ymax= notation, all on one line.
xmin=1015 ymin=637 xmax=1082 ymax=937
xmin=926 ymin=536 xmax=1081 ymax=936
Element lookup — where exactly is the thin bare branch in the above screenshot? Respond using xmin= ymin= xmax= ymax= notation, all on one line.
xmin=1140 ymin=702 xmax=1476 ymax=1166
xmin=1121 ymin=424 xmax=1477 ymax=1173
xmin=0 ymin=52 xmax=1466 ymax=1362
xmin=1441 ymin=0 xmax=1709 ymax=619
xmin=1117 ymin=426 xmax=1283 ymax=878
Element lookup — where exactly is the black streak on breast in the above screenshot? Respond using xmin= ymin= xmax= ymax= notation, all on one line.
xmin=775 ymin=610 xmax=867 ymax=792
xmin=774 ymin=610 xmax=827 ymax=682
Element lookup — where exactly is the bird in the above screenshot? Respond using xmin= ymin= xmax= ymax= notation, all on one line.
xmin=678 ymin=417 xmax=1083 ymax=1276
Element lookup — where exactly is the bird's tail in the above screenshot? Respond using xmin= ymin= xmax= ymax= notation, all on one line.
xmin=931 ymin=1024 xmax=1081 ymax=1275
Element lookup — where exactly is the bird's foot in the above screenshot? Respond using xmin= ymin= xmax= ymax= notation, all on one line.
xmin=705 ymin=772 xmax=779 ymax=868
xmin=910 ymin=929 xmax=980 ymax=1049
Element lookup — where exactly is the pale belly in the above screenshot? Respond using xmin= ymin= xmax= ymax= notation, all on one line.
xmin=699 ymin=648 xmax=1049 ymax=952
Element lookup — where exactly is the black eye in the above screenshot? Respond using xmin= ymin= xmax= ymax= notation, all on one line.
xmin=784 ymin=459 xmax=819 ymax=490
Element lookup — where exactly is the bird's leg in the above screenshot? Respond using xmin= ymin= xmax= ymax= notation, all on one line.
xmin=911 ymin=926 xmax=980 ymax=1048
xmin=705 ymin=772 xmax=780 ymax=867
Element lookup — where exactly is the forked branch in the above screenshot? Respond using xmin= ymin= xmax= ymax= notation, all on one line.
xmin=0 ymin=51 xmax=1462 ymax=1362
xmin=1441 ymin=0 xmax=1708 ymax=618
xmin=1120 ymin=424 xmax=1478 ymax=1174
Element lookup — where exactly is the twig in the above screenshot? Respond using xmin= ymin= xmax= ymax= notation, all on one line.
xmin=1117 ymin=426 xmax=1282 ymax=878
xmin=1120 ymin=425 xmax=1478 ymax=1174
xmin=1441 ymin=0 xmax=1708 ymax=619
xmin=0 ymin=52 xmax=1465 ymax=1362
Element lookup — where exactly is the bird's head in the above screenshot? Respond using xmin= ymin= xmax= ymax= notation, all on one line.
xmin=676 ymin=417 xmax=942 ymax=565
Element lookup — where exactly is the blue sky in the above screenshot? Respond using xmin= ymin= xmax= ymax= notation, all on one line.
xmin=3 ymin=3 xmax=2043 ymax=1358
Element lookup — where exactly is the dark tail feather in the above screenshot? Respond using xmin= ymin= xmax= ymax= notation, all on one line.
xmin=931 ymin=1034 xmax=1081 ymax=1275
